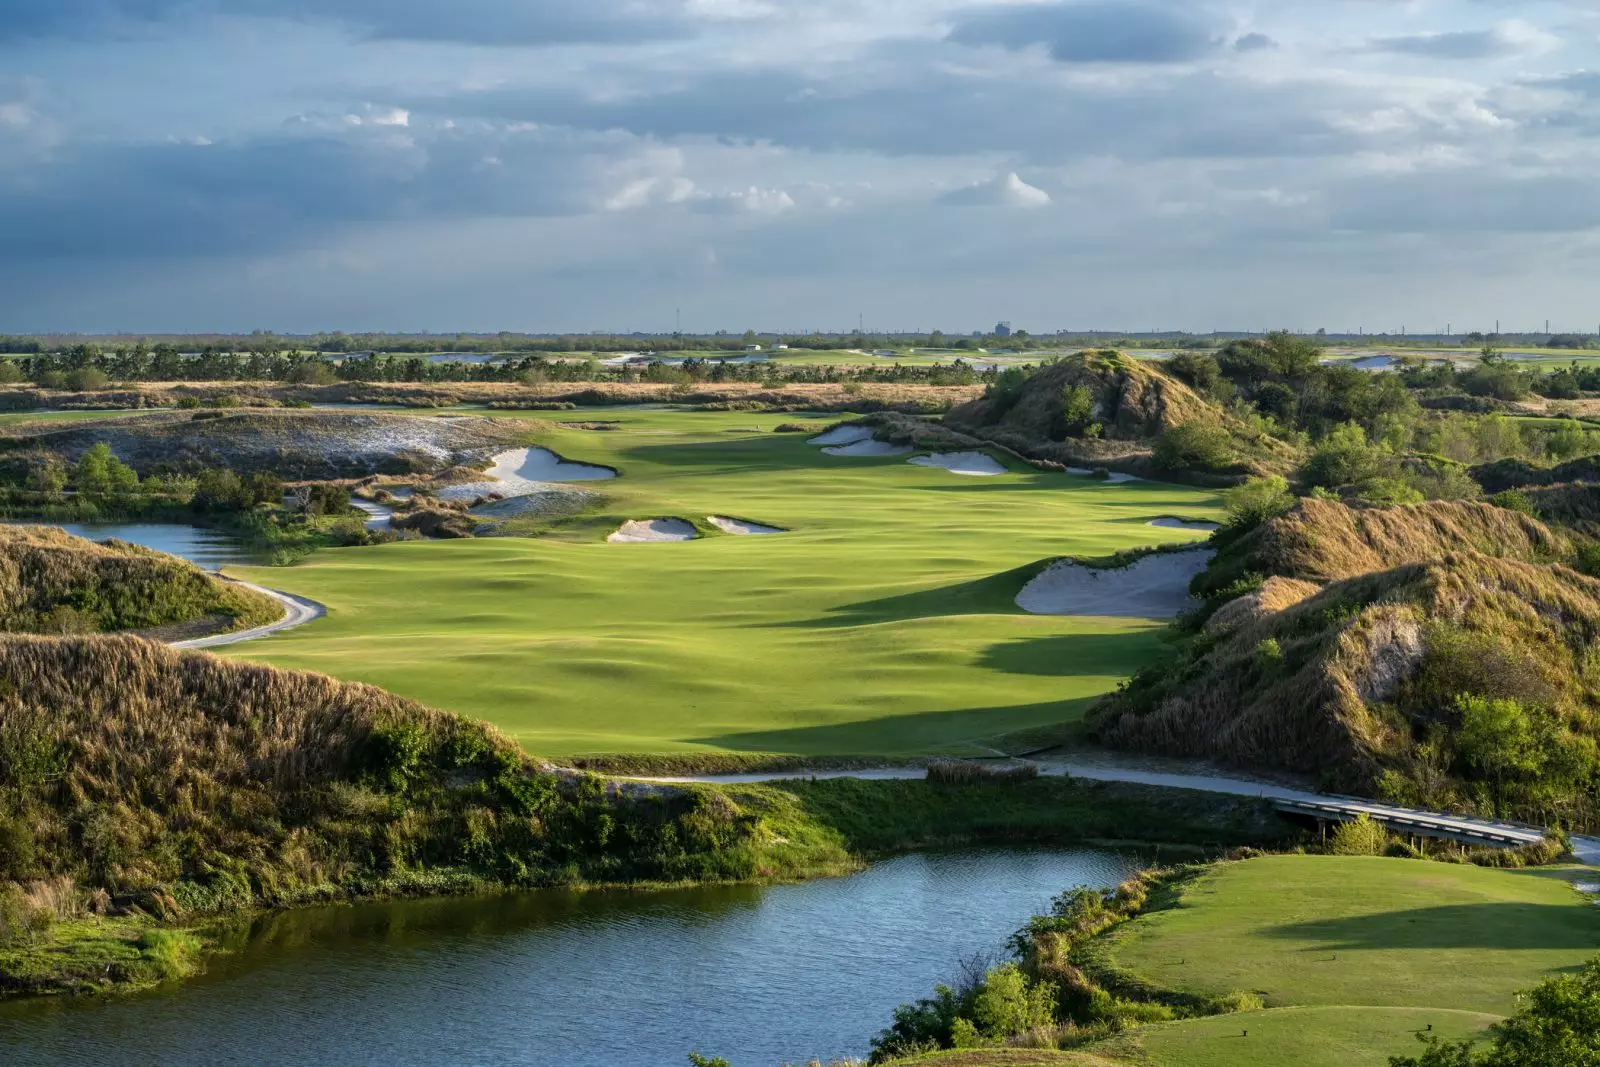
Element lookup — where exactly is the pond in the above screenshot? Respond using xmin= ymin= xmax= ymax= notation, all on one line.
xmin=24 ymin=521 xmax=258 ymax=571
xmin=0 ymin=848 xmax=1140 ymax=1067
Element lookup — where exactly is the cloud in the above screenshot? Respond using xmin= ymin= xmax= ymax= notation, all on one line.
xmin=1364 ymin=20 xmax=1560 ymax=60
xmin=940 ymin=172 xmax=1052 ymax=208
xmin=946 ymin=1 xmax=1218 ymax=63
xmin=0 ymin=0 xmax=689 ymax=46
xmin=1234 ymin=32 xmax=1276 ymax=53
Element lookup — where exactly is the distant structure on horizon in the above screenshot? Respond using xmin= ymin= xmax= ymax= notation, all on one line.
xmin=994 ymin=321 xmax=1012 ymax=337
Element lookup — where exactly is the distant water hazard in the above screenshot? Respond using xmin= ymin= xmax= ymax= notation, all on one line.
xmin=20 ymin=521 xmax=257 ymax=571
xmin=0 ymin=848 xmax=1140 ymax=1067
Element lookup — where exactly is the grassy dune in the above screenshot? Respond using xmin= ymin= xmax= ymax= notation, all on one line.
xmin=228 ymin=407 xmax=1223 ymax=758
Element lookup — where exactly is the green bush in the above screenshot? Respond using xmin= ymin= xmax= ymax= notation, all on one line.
xmin=1329 ymin=814 xmax=1389 ymax=856
xmin=1153 ymin=421 xmax=1235 ymax=472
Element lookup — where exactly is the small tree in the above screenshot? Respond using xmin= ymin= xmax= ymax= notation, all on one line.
xmin=1152 ymin=421 xmax=1235 ymax=472
xmin=1223 ymin=475 xmax=1294 ymax=530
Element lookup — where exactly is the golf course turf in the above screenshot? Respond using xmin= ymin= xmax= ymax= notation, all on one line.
xmin=1086 ymin=854 xmax=1600 ymax=1065
xmin=224 ymin=406 xmax=1223 ymax=759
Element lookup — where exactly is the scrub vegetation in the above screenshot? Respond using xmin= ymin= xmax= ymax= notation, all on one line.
xmin=0 ymin=524 xmax=279 ymax=636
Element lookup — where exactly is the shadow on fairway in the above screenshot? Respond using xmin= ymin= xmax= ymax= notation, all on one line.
xmin=767 ymin=560 xmax=1052 ymax=629
xmin=1263 ymin=902 xmax=1600 ymax=952
xmin=689 ymin=698 xmax=1101 ymax=755
xmin=979 ymin=632 xmax=1170 ymax=678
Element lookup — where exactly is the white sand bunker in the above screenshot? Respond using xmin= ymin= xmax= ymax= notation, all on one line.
xmin=441 ymin=447 xmax=614 ymax=501
xmin=608 ymin=519 xmax=699 ymax=543
xmin=1147 ymin=517 xmax=1221 ymax=532
xmin=809 ymin=425 xmax=874 ymax=446
xmin=823 ymin=440 xmax=915 ymax=458
xmin=909 ymin=452 xmax=1008 ymax=477
xmin=707 ymin=516 xmax=785 ymax=535
xmin=1065 ymin=467 xmax=1141 ymax=484
xmin=1017 ymin=549 xmax=1213 ymax=618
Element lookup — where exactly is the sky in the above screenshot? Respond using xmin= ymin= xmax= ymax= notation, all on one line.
xmin=2 ymin=0 xmax=1599 ymax=335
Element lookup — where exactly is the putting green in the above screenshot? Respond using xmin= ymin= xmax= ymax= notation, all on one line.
xmin=229 ymin=408 xmax=1223 ymax=758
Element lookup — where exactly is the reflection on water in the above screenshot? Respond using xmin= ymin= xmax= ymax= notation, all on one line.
xmin=21 ymin=522 xmax=256 ymax=571
xmin=0 ymin=849 xmax=1140 ymax=1067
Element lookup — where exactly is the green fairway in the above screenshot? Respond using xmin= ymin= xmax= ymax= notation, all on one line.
xmin=1105 ymin=855 xmax=1600 ymax=1016
xmin=1097 ymin=1006 xmax=1495 ymax=1067
xmin=227 ymin=407 xmax=1222 ymax=758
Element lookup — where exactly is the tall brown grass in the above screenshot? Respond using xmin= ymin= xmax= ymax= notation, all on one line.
xmin=0 ymin=524 xmax=279 ymax=634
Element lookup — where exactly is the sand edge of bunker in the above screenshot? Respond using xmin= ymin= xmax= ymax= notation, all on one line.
xmin=707 ymin=516 xmax=786 ymax=536
xmin=908 ymin=451 xmax=1009 ymax=477
xmin=1017 ymin=547 xmax=1214 ymax=619
xmin=608 ymin=518 xmax=699 ymax=543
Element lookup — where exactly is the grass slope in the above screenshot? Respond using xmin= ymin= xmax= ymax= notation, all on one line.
xmin=1097 ymin=1006 xmax=1496 ymax=1067
xmin=1101 ymin=855 xmax=1600 ymax=1016
xmin=228 ymin=408 xmax=1223 ymax=758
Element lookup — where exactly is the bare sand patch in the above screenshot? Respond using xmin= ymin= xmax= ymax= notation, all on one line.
xmin=908 ymin=452 xmax=1008 ymax=477
xmin=1016 ymin=549 xmax=1213 ymax=618
xmin=441 ymin=446 xmax=614 ymax=501
xmin=809 ymin=425 xmax=875 ymax=447
xmin=823 ymin=440 xmax=915 ymax=458
xmin=1065 ymin=467 xmax=1141 ymax=484
xmin=707 ymin=516 xmax=784 ymax=535
xmin=608 ymin=519 xmax=699 ymax=543
xmin=1147 ymin=517 xmax=1221 ymax=532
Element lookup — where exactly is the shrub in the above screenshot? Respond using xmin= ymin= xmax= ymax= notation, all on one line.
xmin=65 ymin=368 xmax=109 ymax=392
xmin=1329 ymin=814 xmax=1389 ymax=856
xmin=1152 ymin=421 xmax=1235 ymax=472
xmin=1223 ymin=475 xmax=1294 ymax=531
xmin=1489 ymin=489 xmax=1537 ymax=516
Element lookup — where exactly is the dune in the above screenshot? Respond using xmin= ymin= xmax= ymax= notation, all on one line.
xmin=1147 ymin=517 xmax=1221 ymax=532
xmin=823 ymin=440 xmax=915 ymax=458
xmin=608 ymin=519 xmax=699 ymax=543
xmin=808 ymin=425 xmax=875 ymax=447
xmin=1016 ymin=549 xmax=1213 ymax=618
xmin=707 ymin=516 xmax=784 ymax=535
xmin=908 ymin=452 xmax=1008 ymax=477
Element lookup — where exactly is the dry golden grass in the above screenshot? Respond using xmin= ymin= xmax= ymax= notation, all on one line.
xmin=1098 ymin=550 xmax=1600 ymax=814
xmin=0 ymin=524 xmax=279 ymax=634
xmin=1198 ymin=497 xmax=1570 ymax=596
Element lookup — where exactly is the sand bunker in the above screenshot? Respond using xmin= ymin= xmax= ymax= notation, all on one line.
xmin=1064 ymin=467 xmax=1140 ymax=484
xmin=809 ymin=425 xmax=875 ymax=447
xmin=823 ymin=440 xmax=915 ymax=458
xmin=608 ymin=519 xmax=699 ymax=543
xmin=440 ymin=447 xmax=614 ymax=501
xmin=908 ymin=452 xmax=1008 ymax=477
xmin=1147 ymin=517 xmax=1221 ymax=532
xmin=1016 ymin=549 xmax=1213 ymax=619
xmin=707 ymin=516 xmax=784 ymax=535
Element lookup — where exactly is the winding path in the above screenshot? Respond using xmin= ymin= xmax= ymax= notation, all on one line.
xmin=171 ymin=582 xmax=327 ymax=650
xmin=648 ymin=760 xmax=1600 ymax=866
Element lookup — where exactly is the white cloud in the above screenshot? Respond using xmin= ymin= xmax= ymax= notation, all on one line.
xmin=940 ymin=172 xmax=1052 ymax=208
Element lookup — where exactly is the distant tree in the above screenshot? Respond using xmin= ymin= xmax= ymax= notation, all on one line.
xmin=1299 ymin=422 xmax=1384 ymax=489
xmin=65 ymin=367 xmax=108 ymax=392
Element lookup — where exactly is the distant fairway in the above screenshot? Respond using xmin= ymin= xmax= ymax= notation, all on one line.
xmin=228 ymin=407 xmax=1222 ymax=758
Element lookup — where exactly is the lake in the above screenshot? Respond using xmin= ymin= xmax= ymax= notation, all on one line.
xmin=0 ymin=848 xmax=1140 ymax=1067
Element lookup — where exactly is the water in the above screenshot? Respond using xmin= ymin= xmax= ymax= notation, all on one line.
xmin=0 ymin=848 xmax=1138 ymax=1067
xmin=23 ymin=522 xmax=256 ymax=571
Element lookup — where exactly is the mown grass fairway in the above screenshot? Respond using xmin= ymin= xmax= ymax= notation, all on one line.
xmin=1093 ymin=855 xmax=1600 ymax=1064
xmin=228 ymin=407 xmax=1222 ymax=758
xmin=1096 ymin=1006 xmax=1495 ymax=1067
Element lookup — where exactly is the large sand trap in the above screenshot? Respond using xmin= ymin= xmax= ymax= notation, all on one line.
xmin=823 ymin=440 xmax=915 ymax=458
xmin=908 ymin=451 xmax=1008 ymax=477
xmin=1147 ymin=517 xmax=1221 ymax=532
xmin=440 ymin=446 xmax=615 ymax=501
xmin=1016 ymin=549 xmax=1213 ymax=618
xmin=608 ymin=519 xmax=699 ymax=543
xmin=809 ymin=425 xmax=875 ymax=447
xmin=707 ymin=516 xmax=784 ymax=535
xmin=1065 ymin=467 xmax=1140 ymax=484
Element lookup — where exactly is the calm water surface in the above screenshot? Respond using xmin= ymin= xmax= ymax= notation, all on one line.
xmin=0 ymin=849 xmax=1139 ymax=1067
xmin=33 ymin=521 xmax=256 ymax=570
